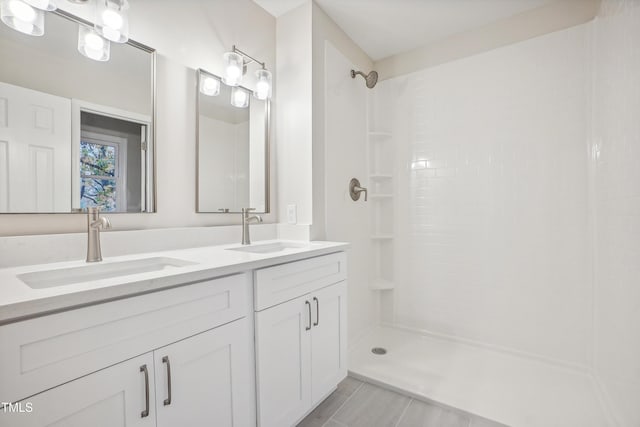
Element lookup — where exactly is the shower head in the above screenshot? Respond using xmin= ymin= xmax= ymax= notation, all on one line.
xmin=351 ymin=69 xmax=378 ymax=89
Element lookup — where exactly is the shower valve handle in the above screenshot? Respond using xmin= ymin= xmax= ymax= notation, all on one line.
xmin=349 ymin=178 xmax=368 ymax=202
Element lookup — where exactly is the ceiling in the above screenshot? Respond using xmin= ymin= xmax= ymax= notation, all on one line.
xmin=252 ymin=0 xmax=556 ymax=61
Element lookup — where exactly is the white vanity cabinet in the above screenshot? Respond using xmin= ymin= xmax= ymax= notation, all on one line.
xmin=254 ymin=252 xmax=348 ymax=427
xmin=3 ymin=352 xmax=157 ymax=427
xmin=0 ymin=245 xmax=349 ymax=427
xmin=153 ymin=319 xmax=253 ymax=427
xmin=0 ymin=273 xmax=254 ymax=427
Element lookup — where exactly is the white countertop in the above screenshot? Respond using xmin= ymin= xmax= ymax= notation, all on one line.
xmin=0 ymin=240 xmax=349 ymax=325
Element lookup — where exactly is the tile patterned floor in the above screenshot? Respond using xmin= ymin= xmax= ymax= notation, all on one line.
xmin=297 ymin=377 xmax=508 ymax=427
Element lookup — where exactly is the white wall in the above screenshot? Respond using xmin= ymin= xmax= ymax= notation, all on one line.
xmin=0 ymin=0 xmax=276 ymax=236
xmin=592 ymin=1 xmax=640 ymax=425
xmin=324 ymin=42 xmax=377 ymax=345
xmin=275 ymin=2 xmax=313 ymax=229
xmin=377 ymin=24 xmax=593 ymax=367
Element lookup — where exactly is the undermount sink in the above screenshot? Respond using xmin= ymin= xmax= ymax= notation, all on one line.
xmin=226 ymin=242 xmax=308 ymax=254
xmin=18 ymin=257 xmax=197 ymax=289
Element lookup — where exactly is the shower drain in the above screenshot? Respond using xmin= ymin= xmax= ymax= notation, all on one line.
xmin=371 ymin=347 xmax=387 ymax=355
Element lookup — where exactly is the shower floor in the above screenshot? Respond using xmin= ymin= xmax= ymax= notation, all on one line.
xmin=348 ymin=326 xmax=610 ymax=427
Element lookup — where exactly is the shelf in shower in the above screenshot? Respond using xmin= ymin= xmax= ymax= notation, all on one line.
xmin=371 ymin=234 xmax=394 ymax=240
xmin=370 ymin=278 xmax=395 ymax=291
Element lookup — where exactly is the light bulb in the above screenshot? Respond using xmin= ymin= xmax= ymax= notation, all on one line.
xmin=85 ymin=32 xmax=104 ymax=51
xmin=78 ymin=25 xmax=110 ymax=61
xmin=222 ymin=51 xmax=244 ymax=86
xmin=199 ymin=75 xmax=220 ymax=96
xmin=9 ymin=0 xmax=34 ymax=21
xmin=95 ymin=0 xmax=128 ymax=43
xmin=101 ymin=8 xmax=122 ymax=29
xmin=1 ymin=0 xmax=44 ymax=36
xmin=231 ymin=87 xmax=249 ymax=108
xmin=254 ymin=69 xmax=272 ymax=100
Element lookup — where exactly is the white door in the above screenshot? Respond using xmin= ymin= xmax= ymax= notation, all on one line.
xmin=255 ymin=295 xmax=312 ymax=427
xmin=0 ymin=353 xmax=155 ymax=427
xmin=310 ymin=281 xmax=348 ymax=405
xmin=154 ymin=319 xmax=253 ymax=427
xmin=0 ymin=82 xmax=71 ymax=212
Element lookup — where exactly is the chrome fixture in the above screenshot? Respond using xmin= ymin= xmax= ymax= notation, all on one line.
xmin=86 ymin=207 xmax=111 ymax=262
xmin=241 ymin=208 xmax=263 ymax=245
xmin=349 ymin=178 xmax=368 ymax=201
xmin=351 ymin=69 xmax=378 ymax=89
xmin=222 ymin=45 xmax=272 ymax=100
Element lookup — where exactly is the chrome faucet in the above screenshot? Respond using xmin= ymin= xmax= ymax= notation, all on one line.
xmin=86 ymin=207 xmax=112 ymax=262
xmin=241 ymin=208 xmax=263 ymax=245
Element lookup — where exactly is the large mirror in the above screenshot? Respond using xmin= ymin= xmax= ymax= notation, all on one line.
xmin=0 ymin=10 xmax=155 ymax=213
xmin=197 ymin=69 xmax=269 ymax=213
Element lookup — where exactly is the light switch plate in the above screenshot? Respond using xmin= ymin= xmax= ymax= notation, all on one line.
xmin=287 ymin=204 xmax=297 ymax=225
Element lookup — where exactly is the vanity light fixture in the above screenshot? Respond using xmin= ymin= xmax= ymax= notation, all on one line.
xmin=95 ymin=0 xmax=128 ymax=43
xmin=23 ymin=0 xmax=55 ymax=11
xmin=78 ymin=24 xmax=110 ymax=61
xmin=222 ymin=45 xmax=272 ymax=100
xmin=199 ymin=73 xmax=221 ymax=97
xmin=231 ymin=86 xmax=249 ymax=108
xmin=254 ymin=68 xmax=272 ymax=100
xmin=0 ymin=0 xmax=45 ymax=36
xmin=222 ymin=50 xmax=244 ymax=86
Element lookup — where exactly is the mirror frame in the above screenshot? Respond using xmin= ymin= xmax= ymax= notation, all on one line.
xmin=195 ymin=68 xmax=270 ymax=214
xmin=0 ymin=9 xmax=157 ymax=214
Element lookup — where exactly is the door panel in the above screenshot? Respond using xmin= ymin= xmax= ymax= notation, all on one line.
xmin=311 ymin=281 xmax=348 ymax=404
xmin=255 ymin=295 xmax=311 ymax=427
xmin=154 ymin=319 xmax=253 ymax=427
xmin=0 ymin=82 xmax=71 ymax=212
xmin=0 ymin=353 xmax=155 ymax=427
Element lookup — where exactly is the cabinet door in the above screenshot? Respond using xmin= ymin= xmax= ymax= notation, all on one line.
xmin=255 ymin=295 xmax=312 ymax=427
xmin=0 ymin=353 xmax=155 ymax=427
xmin=310 ymin=281 xmax=348 ymax=404
xmin=154 ymin=318 xmax=253 ymax=427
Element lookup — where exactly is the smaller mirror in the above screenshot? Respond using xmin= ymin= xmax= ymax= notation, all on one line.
xmin=196 ymin=69 xmax=269 ymax=214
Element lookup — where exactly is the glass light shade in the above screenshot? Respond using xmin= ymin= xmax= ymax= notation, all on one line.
xmin=230 ymin=86 xmax=249 ymax=108
xmin=78 ymin=25 xmax=110 ymax=62
xmin=0 ymin=0 xmax=44 ymax=36
xmin=222 ymin=51 xmax=244 ymax=86
xmin=199 ymin=75 xmax=220 ymax=97
xmin=22 ymin=0 xmax=55 ymax=11
xmin=254 ymin=69 xmax=272 ymax=100
xmin=95 ymin=0 xmax=129 ymax=43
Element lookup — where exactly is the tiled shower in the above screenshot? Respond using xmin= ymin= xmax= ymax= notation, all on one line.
xmin=326 ymin=1 xmax=640 ymax=426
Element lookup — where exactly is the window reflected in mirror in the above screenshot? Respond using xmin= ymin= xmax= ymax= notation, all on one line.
xmin=0 ymin=10 xmax=155 ymax=213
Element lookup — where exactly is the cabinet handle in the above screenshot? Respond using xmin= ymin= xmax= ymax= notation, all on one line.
xmin=140 ymin=364 xmax=150 ymax=418
xmin=305 ymin=300 xmax=312 ymax=331
xmin=162 ymin=356 xmax=172 ymax=406
xmin=313 ymin=297 xmax=319 ymax=327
